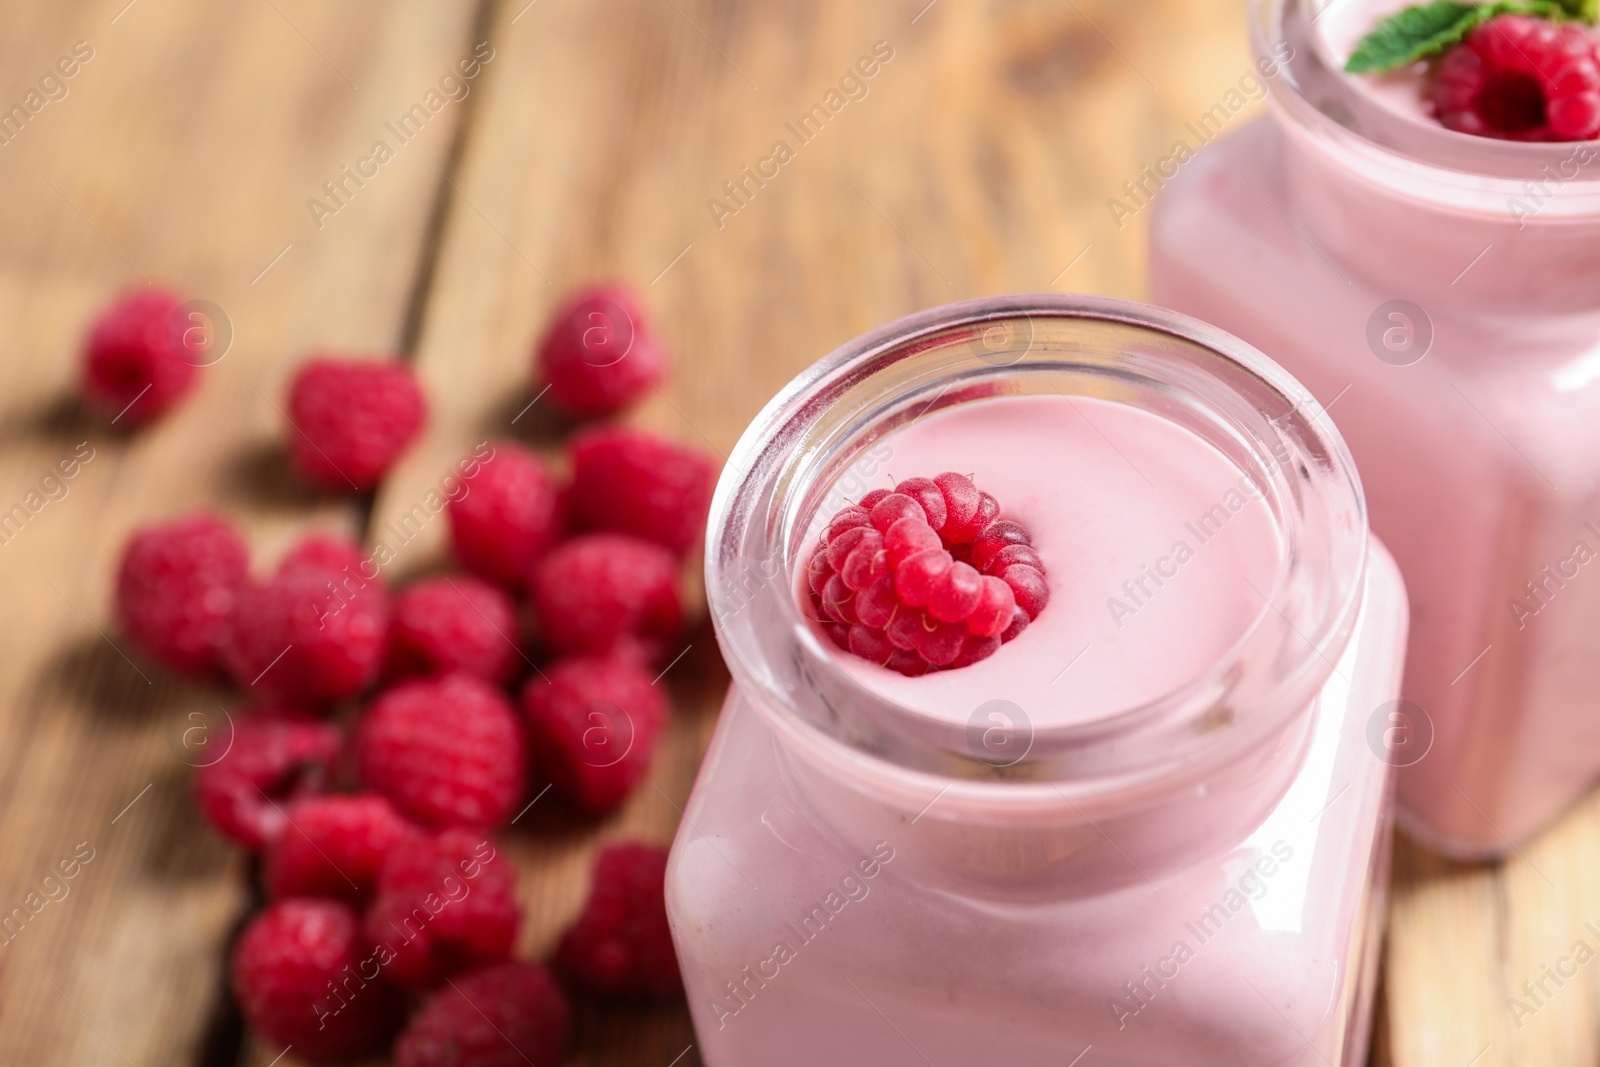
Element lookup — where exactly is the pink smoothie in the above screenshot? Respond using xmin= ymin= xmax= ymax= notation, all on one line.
xmin=826 ymin=395 xmax=1282 ymax=727
xmin=671 ymin=558 xmax=1404 ymax=1066
xmin=1152 ymin=1 xmax=1600 ymax=852
xmin=673 ymin=331 xmax=1409 ymax=1064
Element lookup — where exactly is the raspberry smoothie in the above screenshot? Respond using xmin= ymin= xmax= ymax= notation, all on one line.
xmin=824 ymin=395 xmax=1282 ymax=727
xmin=1152 ymin=0 xmax=1600 ymax=853
xmin=669 ymin=297 xmax=1409 ymax=1066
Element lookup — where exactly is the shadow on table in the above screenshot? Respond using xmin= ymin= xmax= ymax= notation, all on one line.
xmin=480 ymin=385 xmax=582 ymax=448
xmin=36 ymin=631 xmax=189 ymax=724
xmin=213 ymin=438 xmax=338 ymax=514
xmin=568 ymin=995 xmax=702 ymax=1067
xmin=0 ymin=390 xmax=121 ymax=450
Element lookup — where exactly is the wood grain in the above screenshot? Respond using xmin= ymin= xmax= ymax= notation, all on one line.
xmin=6 ymin=0 xmax=1598 ymax=1064
xmin=0 ymin=1 xmax=480 ymax=1064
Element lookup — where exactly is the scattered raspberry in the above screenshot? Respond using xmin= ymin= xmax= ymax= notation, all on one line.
xmin=81 ymin=289 xmax=199 ymax=426
xmin=537 ymin=285 xmax=667 ymax=419
xmin=529 ymin=533 xmax=682 ymax=657
xmin=263 ymin=794 xmax=417 ymax=902
xmin=386 ymin=575 xmax=522 ymax=685
xmin=396 ymin=961 xmax=570 ymax=1067
xmin=231 ymin=898 xmax=404 ymax=1062
xmin=355 ymin=673 xmax=527 ymax=830
xmin=280 ymin=533 xmax=367 ymax=575
xmin=566 ymin=427 xmax=717 ymax=556
xmin=223 ymin=533 xmax=389 ymax=706
xmin=285 ymin=358 xmax=427 ymax=490
xmin=364 ymin=828 xmax=519 ymax=990
xmin=446 ymin=441 xmax=563 ymax=587
xmin=807 ymin=473 xmax=1045 ymax=675
xmin=556 ymin=843 xmax=682 ymax=996
xmin=1432 ymin=16 xmax=1600 ymax=141
xmin=520 ymin=654 xmax=667 ymax=815
xmin=114 ymin=512 xmax=248 ymax=679
xmin=194 ymin=712 xmax=341 ymax=851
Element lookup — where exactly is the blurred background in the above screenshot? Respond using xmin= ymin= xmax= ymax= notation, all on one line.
xmin=1 ymin=0 xmax=1592 ymax=1064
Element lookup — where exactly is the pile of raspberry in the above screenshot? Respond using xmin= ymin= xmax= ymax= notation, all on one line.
xmin=1432 ymin=14 xmax=1600 ymax=141
xmin=103 ymin=283 xmax=703 ymax=1064
xmin=807 ymin=473 xmax=1049 ymax=676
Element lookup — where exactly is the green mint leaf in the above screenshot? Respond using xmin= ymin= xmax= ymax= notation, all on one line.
xmin=1345 ymin=0 xmax=1574 ymax=74
xmin=1345 ymin=2 xmax=1488 ymax=73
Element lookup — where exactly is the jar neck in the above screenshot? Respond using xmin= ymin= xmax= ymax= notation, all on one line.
xmin=706 ymin=296 xmax=1369 ymax=861
xmin=1260 ymin=0 xmax=1600 ymax=313
xmin=761 ymin=679 xmax=1319 ymax=895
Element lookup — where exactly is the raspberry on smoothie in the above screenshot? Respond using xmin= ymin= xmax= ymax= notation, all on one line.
xmin=1346 ymin=2 xmax=1600 ymax=140
xmin=805 ymin=472 xmax=1043 ymax=675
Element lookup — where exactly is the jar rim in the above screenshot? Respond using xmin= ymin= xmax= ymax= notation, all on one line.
xmin=705 ymin=294 xmax=1369 ymax=802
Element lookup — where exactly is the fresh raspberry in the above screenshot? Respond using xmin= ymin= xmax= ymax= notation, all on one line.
xmin=364 ymin=828 xmax=519 ymax=990
xmin=355 ymin=673 xmax=527 ymax=830
xmin=891 ymin=477 xmax=948 ymax=530
xmin=231 ymin=898 xmax=404 ymax=1062
xmin=446 ymin=441 xmax=563 ymax=587
xmin=804 ymin=473 xmax=1047 ymax=675
xmin=386 ymin=575 xmax=522 ymax=685
xmin=893 ymin=548 xmax=952 ymax=607
xmin=953 ymin=499 xmax=1000 ymax=547
xmin=933 ymin=472 xmax=980 ymax=534
xmin=882 ymin=516 xmax=940 ymax=566
xmin=997 ymin=563 xmax=1050 ymax=618
xmin=984 ymin=542 xmax=1045 ymax=573
xmin=820 ymin=573 xmax=859 ymax=623
xmin=928 ymin=561 xmax=982 ymax=622
xmin=114 ymin=512 xmax=248 ymax=679
xmin=556 ymin=843 xmax=682 ymax=996
xmin=566 ymin=426 xmax=718 ymax=556
xmin=194 ymin=712 xmax=341 ymax=851
xmin=396 ymin=961 xmax=570 ymax=1067
xmin=952 ymin=632 xmax=1001 ymax=668
xmin=858 ymin=488 xmax=891 ymax=509
xmin=968 ymin=576 xmax=1017 ymax=638
xmin=223 ymin=533 xmax=389 ymax=706
xmin=826 ymin=524 xmax=874 ymax=570
xmin=536 ymin=284 xmax=667 ymax=418
xmin=886 ymin=648 xmax=932 ymax=676
xmin=840 ymin=529 xmax=890 ymax=589
xmin=280 ymin=533 xmax=368 ymax=574
xmin=869 ymin=492 xmax=927 ymax=533
xmin=853 ymin=576 xmax=900 ymax=629
xmin=263 ymin=794 xmax=417 ymax=902
xmin=971 ymin=519 xmax=1032 ymax=571
xmin=530 ymin=532 xmax=682 ymax=657
xmin=285 ymin=357 xmax=427 ymax=490
xmin=1432 ymin=16 xmax=1600 ymax=141
xmin=520 ymin=654 xmax=667 ymax=815
xmin=1001 ymin=606 xmax=1032 ymax=642
xmin=81 ymin=289 xmax=199 ymax=426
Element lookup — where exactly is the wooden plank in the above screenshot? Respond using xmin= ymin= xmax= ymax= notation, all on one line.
xmin=6 ymin=0 xmax=1591 ymax=1063
xmin=0 ymin=1 xmax=480 ymax=1064
xmin=1381 ymin=798 xmax=1600 ymax=1067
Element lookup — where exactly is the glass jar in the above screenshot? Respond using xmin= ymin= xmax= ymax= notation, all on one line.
xmin=667 ymin=295 xmax=1409 ymax=1066
xmin=1150 ymin=0 xmax=1600 ymax=856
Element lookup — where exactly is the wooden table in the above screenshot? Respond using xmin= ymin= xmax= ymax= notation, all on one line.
xmin=0 ymin=0 xmax=1588 ymax=1064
